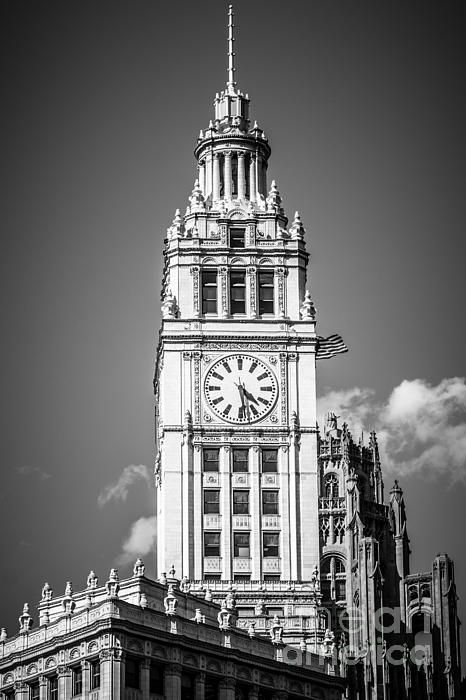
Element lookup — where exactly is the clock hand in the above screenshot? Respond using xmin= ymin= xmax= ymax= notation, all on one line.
xmin=243 ymin=386 xmax=259 ymax=405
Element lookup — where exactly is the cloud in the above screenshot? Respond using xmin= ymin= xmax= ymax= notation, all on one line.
xmin=317 ymin=377 xmax=466 ymax=484
xmin=17 ymin=465 xmax=52 ymax=480
xmin=117 ymin=515 xmax=157 ymax=565
xmin=98 ymin=464 xmax=151 ymax=507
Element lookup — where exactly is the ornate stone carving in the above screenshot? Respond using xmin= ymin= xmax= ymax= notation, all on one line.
xmin=161 ymin=289 xmax=179 ymax=319
xmin=300 ymin=289 xmax=316 ymax=319
xmin=276 ymin=267 xmax=286 ymax=318
xmin=219 ymin=267 xmax=228 ymax=318
xmin=105 ymin=569 xmax=120 ymax=598
xmin=190 ymin=266 xmax=200 ymax=318
xmin=247 ymin=266 xmax=257 ymax=317
xmin=133 ymin=558 xmax=145 ymax=577
xmin=193 ymin=353 xmax=201 ymax=423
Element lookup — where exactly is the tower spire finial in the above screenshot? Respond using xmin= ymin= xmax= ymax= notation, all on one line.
xmin=227 ymin=5 xmax=236 ymax=93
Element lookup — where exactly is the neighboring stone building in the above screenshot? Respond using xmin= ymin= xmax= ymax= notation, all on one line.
xmin=0 ymin=563 xmax=345 ymax=699
xmin=0 ymin=6 xmax=462 ymax=700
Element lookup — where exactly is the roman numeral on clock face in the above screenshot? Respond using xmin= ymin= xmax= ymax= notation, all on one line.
xmin=249 ymin=362 xmax=257 ymax=373
xmin=223 ymin=404 xmax=232 ymax=416
xmin=222 ymin=361 xmax=231 ymax=373
xmin=258 ymin=396 xmax=269 ymax=406
xmin=211 ymin=371 xmax=223 ymax=380
xmin=257 ymin=372 xmax=268 ymax=380
xmin=261 ymin=386 xmax=273 ymax=392
xmin=212 ymin=396 xmax=223 ymax=405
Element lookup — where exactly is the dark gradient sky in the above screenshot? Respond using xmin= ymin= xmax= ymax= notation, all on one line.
xmin=1 ymin=0 xmax=465 ymax=660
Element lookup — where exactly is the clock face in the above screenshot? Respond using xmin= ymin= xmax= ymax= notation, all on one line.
xmin=204 ymin=354 xmax=278 ymax=424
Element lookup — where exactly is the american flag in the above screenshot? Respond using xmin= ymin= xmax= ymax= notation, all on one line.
xmin=316 ymin=333 xmax=348 ymax=360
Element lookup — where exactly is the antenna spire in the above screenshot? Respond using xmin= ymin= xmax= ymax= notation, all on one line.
xmin=227 ymin=5 xmax=236 ymax=93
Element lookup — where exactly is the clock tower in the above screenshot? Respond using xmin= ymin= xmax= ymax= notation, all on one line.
xmin=154 ymin=6 xmax=344 ymax=646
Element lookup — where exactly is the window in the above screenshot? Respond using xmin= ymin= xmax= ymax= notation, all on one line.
xmin=72 ymin=667 xmax=82 ymax=696
xmin=258 ymin=271 xmax=274 ymax=314
xmin=262 ymin=490 xmax=279 ymax=515
xmin=49 ymin=675 xmax=58 ymax=700
xmin=237 ymin=606 xmax=255 ymax=616
xmin=229 ymin=227 xmax=245 ymax=248
xmin=267 ymin=607 xmax=284 ymax=617
xmin=234 ymin=575 xmax=251 ymax=582
xmin=233 ymin=532 xmax=250 ymax=557
xmin=125 ymin=658 xmax=140 ymax=689
xmin=263 ymin=532 xmax=279 ymax=558
xmin=264 ymin=575 xmax=280 ymax=582
xmin=336 ymin=579 xmax=346 ymax=601
xmin=149 ymin=663 xmax=164 ymax=694
xmin=29 ymin=683 xmax=40 ymax=700
xmin=181 ymin=672 xmax=195 ymax=700
xmin=262 ymin=448 xmax=278 ymax=472
xmin=321 ymin=556 xmax=346 ymax=602
xmin=204 ymin=490 xmax=220 ymax=514
xmin=202 ymin=270 xmax=217 ymax=314
xmin=230 ymin=270 xmax=246 ymax=314
xmin=203 ymin=449 xmax=219 ymax=472
xmin=324 ymin=474 xmax=339 ymax=498
xmin=205 ymin=574 xmax=221 ymax=581
xmin=233 ymin=448 xmax=248 ymax=472
xmin=205 ymin=676 xmax=220 ymax=700
xmin=204 ymin=532 xmax=220 ymax=557
xmin=90 ymin=660 xmax=100 ymax=690
xmin=233 ymin=490 xmax=249 ymax=514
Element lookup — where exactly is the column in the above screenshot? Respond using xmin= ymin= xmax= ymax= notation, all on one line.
xmin=213 ymin=153 xmax=221 ymax=201
xmin=13 ymin=682 xmax=28 ymax=699
xmin=221 ymin=446 xmax=232 ymax=580
xmin=99 ymin=650 xmax=112 ymax=698
xmin=165 ymin=663 xmax=182 ymax=700
xmin=198 ymin=159 xmax=206 ymax=195
xmin=38 ymin=677 xmax=47 ymax=700
xmin=58 ymin=666 xmax=71 ymax=698
xmin=224 ymin=151 xmax=232 ymax=200
xmin=250 ymin=445 xmax=261 ymax=580
xmin=193 ymin=446 xmax=203 ymax=580
xmin=249 ymin=155 xmax=256 ymax=202
xmin=248 ymin=686 xmax=260 ymax=700
xmin=82 ymin=660 xmax=90 ymax=696
xmin=219 ymin=678 xmax=236 ymax=700
xmin=195 ymin=671 xmax=206 ymax=700
xmin=141 ymin=659 xmax=150 ymax=699
xmin=279 ymin=445 xmax=291 ymax=580
xmin=247 ymin=266 xmax=257 ymax=319
xmin=237 ymin=152 xmax=246 ymax=199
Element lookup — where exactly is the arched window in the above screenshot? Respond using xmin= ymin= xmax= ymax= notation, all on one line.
xmin=320 ymin=557 xmax=346 ymax=602
xmin=324 ymin=474 xmax=339 ymax=498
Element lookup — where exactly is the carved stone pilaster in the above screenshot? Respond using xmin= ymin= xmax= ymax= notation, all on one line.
xmin=279 ymin=353 xmax=288 ymax=424
xmin=276 ymin=267 xmax=286 ymax=318
xmin=248 ymin=266 xmax=257 ymax=318
xmin=219 ymin=267 xmax=228 ymax=318
xmin=190 ymin=266 xmax=200 ymax=318
xmin=193 ymin=352 xmax=201 ymax=423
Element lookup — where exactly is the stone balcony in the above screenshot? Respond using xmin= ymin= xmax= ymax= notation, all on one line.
xmin=262 ymin=514 xmax=280 ymax=529
xmin=204 ymin=514 xmax=222 ymax=529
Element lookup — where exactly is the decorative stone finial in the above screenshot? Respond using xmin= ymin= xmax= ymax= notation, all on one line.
xmin=164 ymin=583 xmax=178 ymax=615
xmin=321 ymin=628 xmax=335 ymax=656
xmin=299 ymin=637 xmax=307 ymax=652
xmin=289 ymin=211 xmax=305 ymax=239
xmin=64 ymin=581 xmax=73 ymax=597
xmin=41 ymin=582 xmax=52 ymax=602
xmin=0 ymin=628 xmax=7 ymax=642
xmin=191 ymin=608 xmax=205 ymax=624
xmin=159 ymin=572 xmax=167 ymax=586
xmin=161 ymin=289 xmax=179 ymax=319
xmin=154 ymin=452 xmax=162 ymax=488
xmin=19 ymin=603 xmax=33 ymax=633
xmin=266 ymin=180 xmax=283 ymax=214
xmin=87 ymin=571 xmax=98 ymax=589
xmin=63 ymin=582 xmax=76 ymax=614
xmin=169 ymin=564 xmax=176 ymax=579
xmin=133 ymin=558 xmax=145 ymax=577
xmin=254 ymin=599 xmax=266 ymax=615
xmin=139 ymin=593 xmax=148 ymax=609
xmin=248 ymin=621 xmax=256 ymax=638
xmin=105 ymin=569 xmax=120 ymax=598
xmin=218 ymin=597 xmax=234 ymax=630
xmin=204 ymin=587 xmax=212 ymax=602
xmin=269 ymin=615 xmax=283 ymax=644
xmin=167 ymin=209 xmax=184 ymax=240
xmin=180 ymin=575 xmax=190 ymax=593
xmin=188 ymin=179 xmax=205 ymax=212
xmin=300 ymin=290 xmax=316 ymax=319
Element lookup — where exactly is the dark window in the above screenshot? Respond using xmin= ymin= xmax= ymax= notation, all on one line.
xmin=230 ymin=270 xmax=246 ymax=314
xmin=233 ymin=532 xmax=250 ymax=557
xmin=262 ymin=490 xmax=279 ymax=515
xmin=258 ymin=271 xmax=274 ymax=314
xmin=229 ymin=227 xmax=245 ymax=248
xmin=233 ymin=449 xmax=248 ymax=472
xmin=234 ymin=575 xmax=251 ymax=582
xmin=125 ymin=658 xmax=140 ymax=689
xmin=29 ymin=683 xmax=40 ymax=700
xmin=233 ymin=490 xmax=249 ymax=514
xmin=72 ymin=667 xmax=82 ymax=696
xmin=336 ymin=579 xmax=346 ymax=601
xmin=149 ymin=663 xmax=164 ymax=694
xmin=204 ymin=532 xmax=220 ymax=557
xmin=321 ymin=580 xmax=331 ymax=600
xmin=205 ymin=676 xmax=220 ymax=700
xmin=203 ymin=449 xmax=219 ymax=472
xmin=205 ymin=574 xmax=221 ymax=581
xmin=264 ymin=575 xmax=280 ymax=582
xmin=237 ymin=606 xmax=255 ymax=615
xmin=204 ymin=490 xmax=220 ymax=514
xmin=181 ymin=672 xmax=195 ymax=700
xmin=49 ymin=675 xmax=58 ymax=700
xmin=202 ymin=270 xmax=217 ymax=314
xmin=90 ymin=660 xmax=100 ymax=690
xmin=263 ymin=532 xmax=279 ymax=558
xmin=262 ymin=449 xmax=278 ymax=472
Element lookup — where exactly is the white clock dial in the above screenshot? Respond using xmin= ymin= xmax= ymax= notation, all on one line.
xmin=204 ymin=355 xmax=278 ymax=424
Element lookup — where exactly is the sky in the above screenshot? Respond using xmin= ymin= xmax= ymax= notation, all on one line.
xmin=0 ymin=0 xmax=465 ymax=663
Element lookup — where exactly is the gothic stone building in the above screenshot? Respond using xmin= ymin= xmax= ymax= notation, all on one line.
xmin=1 ymin=6 xmax=462 ymax=700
